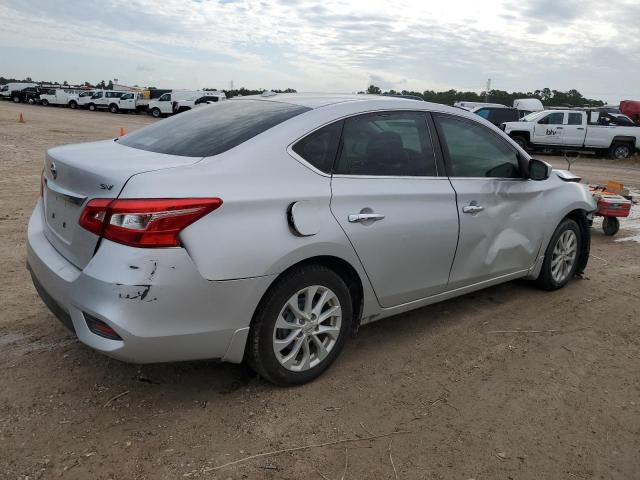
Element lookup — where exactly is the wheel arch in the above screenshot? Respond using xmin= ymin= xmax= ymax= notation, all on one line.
xmin=251 ymin=255 xmax=366 ymax=335
xmin=509 ymin=130 xmax=531 ymax=143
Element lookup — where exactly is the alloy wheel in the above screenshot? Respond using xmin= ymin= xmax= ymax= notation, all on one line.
xmin=614 ymin=145 xmax=630 ymax=159
xmin=272 ymin=285 xmax=342 ymax=372
xmin=551 ymin=230 xmax=577 ymax=283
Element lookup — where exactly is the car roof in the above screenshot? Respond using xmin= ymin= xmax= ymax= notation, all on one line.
xmin=231 ymin=93 xmax=469 ymax=116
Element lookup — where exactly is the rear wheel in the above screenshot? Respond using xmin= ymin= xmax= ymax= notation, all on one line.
xmin=27 ymin=97 xmax=36 ymax=105
xmin=41 ymin=99 xmax=49 ymax=106
xmin=536 ymin=218 xmax=581 ymax=290
xmin=609 ymin=142 xmax=633 ymax=159
xmin=69 ymin=100 xmax=77 ymax=109
xmin=88 ymin=103 xmax=96 ymax=111
xmin=109 ymin=104 xmax=119 ymax=113
xmin=511 ymin=135 xmax=528 ymax=150
xmin=247 ymin=264 xmax=352 ymax=386
xmin=12 ymin=95 xmax=20 ymax=103
xmin=602 ymin=217 xmax=619 ymax=236
xmin=151 ymin=108 xmax=161 ymax=118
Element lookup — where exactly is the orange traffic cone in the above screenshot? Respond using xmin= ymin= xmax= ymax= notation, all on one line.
xmin=18 ymin=113 xmax=25 ymax=123
xmin=119 ymin=127 xmax=125 ymax=136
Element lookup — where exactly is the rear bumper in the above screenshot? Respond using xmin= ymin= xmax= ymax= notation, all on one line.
xmin=27 ymin=200 xmax=274 ymax=364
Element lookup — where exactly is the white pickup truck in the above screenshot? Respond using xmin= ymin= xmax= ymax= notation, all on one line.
xmin=107 ymin=92 xmax=149 ymax=113
xmin=147 ymin=90 xmax=226 ymax=117
xmin=502 ymin=109 xmax=640 ymax=158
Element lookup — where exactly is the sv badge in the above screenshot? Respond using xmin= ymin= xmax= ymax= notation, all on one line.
xmin=100 ymin=183 xmax=114 ymax=191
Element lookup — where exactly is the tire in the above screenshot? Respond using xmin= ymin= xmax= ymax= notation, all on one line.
xmin=511 ymin=135 xmax=528 ymax=150
xmin=151 ymin=108 xmax=161 ymax=118
xmin=12 ymin=96 xmax=20 ymax=103
xmin=41 ymin=99 xmax=49 ymax=106
xmin=88 ymin=103 xmax=96 ymax=111
xmin=69 ymin=100 xmax=77 ymax=109
xmin=109 ymin=104 xmax=119 ymax=113
xmin=536 ymin=218 xmax=581 ymax=291
xmin=27 ymin=97 xmax=36 ymax=105
xmin=602 ymin=217 xmax=619 ymax=236
xmin=609 ymin=142 xmax=633 ymax=159
xmin=247 ymin=264 xmax=352 ymax=386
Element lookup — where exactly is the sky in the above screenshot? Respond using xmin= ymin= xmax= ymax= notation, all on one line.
xmin=0 ymin=0 xmax=638 ymax=103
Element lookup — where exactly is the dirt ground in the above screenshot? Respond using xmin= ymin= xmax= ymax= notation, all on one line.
xmin=1 ymin=101 xmax=639 ymax=480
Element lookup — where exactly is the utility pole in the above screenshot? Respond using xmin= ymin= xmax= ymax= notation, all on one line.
xmin=485 ymin=78 xmax=491 ymax=102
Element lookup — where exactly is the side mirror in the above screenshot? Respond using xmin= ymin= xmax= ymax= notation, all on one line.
xmin=529 ymin=158 xmax=552 ymax=181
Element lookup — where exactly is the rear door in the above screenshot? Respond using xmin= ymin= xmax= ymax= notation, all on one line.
xmin=533 ymin=112 xmax=565 ymax=144
xmin=562 ymin=112 xmax=587 ymax=146
xmin=433 ymin=113 xmax=545 ymax=289
xmin=329 ymin=111 xmax=459 ymax=307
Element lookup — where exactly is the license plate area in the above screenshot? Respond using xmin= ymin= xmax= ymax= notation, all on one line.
xmin=44 ymin=181 xmax=86 ymax=245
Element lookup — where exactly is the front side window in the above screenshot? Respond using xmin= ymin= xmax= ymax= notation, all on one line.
xmin=292 ymin=121 xmax=343 ymax=173
xmin=436 ymin=115 xmax=521 ymax=178
xmin=335 ymin=112 xmax=437 ymax=176
xmin=119 ymin=99 xmax=310 ymax=157
xmin=159 ymin=93 xmax=170 ymax=101
xmin=567 ymin=113 xmax=583 ymax=125
xmin=538 ymin=112 xmax=564 ymax=125
xmin=92 ymin=92 xmax=103 ymax=99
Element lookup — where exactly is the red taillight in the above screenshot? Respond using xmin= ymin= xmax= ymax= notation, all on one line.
xmin=79 ymin=198 xmax=222 ymax=248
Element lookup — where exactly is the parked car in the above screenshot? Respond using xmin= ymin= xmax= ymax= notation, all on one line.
xmin=106 ymin=91 xmax=150 ymax=113
xmin=76 ymin=90 xmax=97 ymax=108
xmin=27 ymin=94 xmax=595 ymax=385
xmin=9 ymin=86 xmax=43 ymax=104
xmin=471 ymin=106 xmax=520 ymax=126
xmin=173 ymin=91 xmax=226 ymax=113
xmin=39 ymin=88 xmax=82 ymax=108
xmin=454 ymin=101 xmax=506 ymax=111
xmin=0 ymin=82 xmax=37 ymax=100
xmin=147 ymin=90 xmax=206 ymax=117
xmin=502 ymin=109 xmax=640 ymax=158
xmin=85 ymin=90 xmax=129 ymax=112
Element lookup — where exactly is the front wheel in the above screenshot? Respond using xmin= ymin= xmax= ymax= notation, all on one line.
xmin=151 ymin=108 xmax=161 ymax=118
xmin=27 ymin=97 xmax=36 ymax=105
xmin=511 ymin=135 xmax=528 ymax=150
xmin=109 ymin=104 xmax=119 ymax=113
xmin=41 ymin=99 xmax=49 ymax=106
xmin=246 ymin=265 xmax=352 ymax=386
xmin=12 ymin=96 xmax=20 ymax=103
xmin=88 ymin=103 xmax=96 ymax=111
xmin=69 ymin=100 xmax=77 ymax=109
xmin=536 ymin=218 xmax=581 ymax=290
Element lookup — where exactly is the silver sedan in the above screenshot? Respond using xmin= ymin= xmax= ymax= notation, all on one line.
xmin=27 ymin=94 xmax=595 ymax=385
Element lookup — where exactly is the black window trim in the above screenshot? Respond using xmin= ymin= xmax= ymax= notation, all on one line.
xmin=287 ymin=109 xmax=445 ymax=179
xmin=432 ymin=112 xmax=529 ymax=180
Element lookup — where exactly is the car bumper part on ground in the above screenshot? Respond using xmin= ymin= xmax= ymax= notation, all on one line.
xmin=26 ymin=200 xmax=274 ymax=364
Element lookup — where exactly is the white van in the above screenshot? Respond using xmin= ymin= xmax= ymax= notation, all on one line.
xmin=39 ymin=88 xmax=82 ymax=108
xmin=147 ymin=90 xmax=204 ymax=117
xmin=513 ymin=98 xmax=544 ymax=116
xmin=0 ymin=82 xmax=37 ymax=100
xmin=85 ymin=90 xmax=129 ymax=112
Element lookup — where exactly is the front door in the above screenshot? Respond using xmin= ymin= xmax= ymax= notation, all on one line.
xmin=434 ymin=114 xmax=545 ymax=289
xmin=533 ymin=111 xmax=565 ymax=145
xmin=330 ymin=111 xmax=459 ymax=308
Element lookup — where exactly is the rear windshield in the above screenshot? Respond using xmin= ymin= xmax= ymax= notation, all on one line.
xmin=119 ymin=99 xmax=311 ymax=157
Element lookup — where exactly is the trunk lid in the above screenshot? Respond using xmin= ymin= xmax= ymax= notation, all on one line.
xmin=42 ymin=139 xmax=201 ymax=268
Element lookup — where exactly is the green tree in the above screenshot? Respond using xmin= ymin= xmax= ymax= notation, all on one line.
xmin=367 ymin=85 xmax=382 ymax=94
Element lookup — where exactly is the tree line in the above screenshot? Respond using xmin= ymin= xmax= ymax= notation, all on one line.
xmin=364 ymin=85 xmax=605 ymax=107
xmin=1 ymin=75 xmax=606 ymax=107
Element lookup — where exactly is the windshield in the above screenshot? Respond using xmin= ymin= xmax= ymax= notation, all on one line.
xmin=521 ymin=111 xmax=547 ymax=122
xmin=119 ymin=99 xmax=311 ymax=157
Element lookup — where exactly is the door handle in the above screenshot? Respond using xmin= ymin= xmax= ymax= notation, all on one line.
xmin=577 ymin=127 xmax=585 ymax=130
xmin=348 ymin=213 xmax=385 ymax=223
xmin=556 ymin=126 xmax=564 ymax=129
xmin=462 ymin=205 xmax=484 ymax=215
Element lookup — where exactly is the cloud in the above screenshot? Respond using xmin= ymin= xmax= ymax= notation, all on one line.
xmin=0 ymin=0 xmax=638 ymax=102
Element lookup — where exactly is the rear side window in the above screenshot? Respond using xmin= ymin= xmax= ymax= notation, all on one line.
xmin=475 ymin=109 xmax=490 ymax=119
xmin=119 ymin=100 xmax=310 ymax=157
xmin=567 ymin=113 xmax=583 ymax=125
xmin=292 ymin=121 xmax=343 ymax=173
xmin=436 ymin=114 xmax=521 ymax=178
xmin=335 ymin=112 xmax=437 ymax=176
